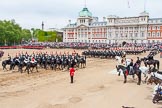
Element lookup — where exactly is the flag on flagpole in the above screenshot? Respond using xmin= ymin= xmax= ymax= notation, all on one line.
xmin=128 ymin=0 xmax=130 ymax=8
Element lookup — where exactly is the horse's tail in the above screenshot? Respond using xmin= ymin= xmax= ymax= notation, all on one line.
xmin=2 ymin=61 xmax=4 ymax=66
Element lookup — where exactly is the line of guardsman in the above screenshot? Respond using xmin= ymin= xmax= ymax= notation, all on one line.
xmin=109 ymin=47 xmax=146 ymax=55
xmin=82 ymin=50 xmax=124 ymax=59
xmin=2 ymin=51 xmax=86 ymax=74
xmin=82 ymin=48 xmax=146 ymax=59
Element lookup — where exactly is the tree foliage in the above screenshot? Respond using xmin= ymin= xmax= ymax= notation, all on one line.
xmin=0 ymin=19 xmax=32 ymax=46
xmin=37 ymin=30 xmax=62 ymax=42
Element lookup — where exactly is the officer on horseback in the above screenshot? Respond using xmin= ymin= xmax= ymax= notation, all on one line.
xmin=127 ymin=59 xmax=134 ymax=75
xmin=135 ymin=57 xmax=141 ymax=67
xmin=8 ymin=53 xmax=11 ymax=60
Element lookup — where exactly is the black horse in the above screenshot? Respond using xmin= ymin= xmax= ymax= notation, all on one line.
xmin=2 ymin=59 xmax=12 ymax=70
xmin=116 ymin=65 xmax=141 ymax=85
xmin=26 ymin=62 xmax=38 ymax=74
xmin=10 ymin=58 xmax=20 ymax=70
xmin=144 ymin=60 xmax=160 ymax=70
xmin=79 ymin=56 xmax=86 ymax=68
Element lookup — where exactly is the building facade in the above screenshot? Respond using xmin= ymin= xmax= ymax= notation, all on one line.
xmin=63 ymin=7 xmax=162 ymax=44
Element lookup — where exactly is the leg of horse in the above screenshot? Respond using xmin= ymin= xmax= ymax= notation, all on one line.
xmin=31 ymin=67 xmax=34 ymax=72
xmin=157 ymin=61 xmax=160 ymax=70
xmin=19 ymin=66 xmax=22 ymax=73
xmin=132 ymin=74 xmax=135 ymax=80
xmin=145 ymin=63 xmax=147 ymax=67
xmin=152 ymin=94 xmax=159 ymax=104
xmin=144 ymin=76 xmax=148 ymax=83
xmin=27 ymin=67 xmax=30 ymax=74
xmin=153 ymin=63 xmax=156 ymax=70
xmin=36 ymin=66 xmax=38 ymax=72
xmin=118 ymin=71 xmax=121 ymax=76
xmin=10 ymin=64 xmax=13 ymax=70
xmin=124 ymin=74 xmax=127 ymax=83
xmin=5 ymin=65 xmax=8 ymax=71
xmin=137 ymin=72 xmax=141 ymax=85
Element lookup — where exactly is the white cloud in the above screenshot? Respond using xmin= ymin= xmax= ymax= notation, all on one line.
xmin=0 ymin=0 xmax=162 ymax=29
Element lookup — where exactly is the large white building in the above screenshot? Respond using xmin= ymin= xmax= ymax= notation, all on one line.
xmin=63 ymin=7 xmax=162 ymax=44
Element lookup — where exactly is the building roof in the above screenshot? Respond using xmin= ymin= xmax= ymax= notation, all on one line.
xmin=139 ymin=11 xmax=149 ymax=17
xmin=79 ymin=7 xmax=92 ymax=17
xmin=91 ymin=22 xmax=107 ymax=26
xmin=149 ymin=18 xmax=162 ymax=20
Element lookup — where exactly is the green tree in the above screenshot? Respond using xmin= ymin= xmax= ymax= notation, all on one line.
xmin=0 ymin=19 xmax=32 ymax=46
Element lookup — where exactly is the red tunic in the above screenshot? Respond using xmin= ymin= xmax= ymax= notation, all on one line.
xmin=70 ymin=68 xmax=75 ymax=76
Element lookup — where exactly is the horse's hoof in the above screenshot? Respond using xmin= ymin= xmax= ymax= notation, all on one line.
xmin=124 ymin=81 xmax=126 ymax=83
xmin=137 ymin=83 xmax=140 ymax=85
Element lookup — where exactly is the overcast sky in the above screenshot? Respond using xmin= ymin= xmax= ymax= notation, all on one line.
xmin=0 ymin=0 xmax=162 ymax=30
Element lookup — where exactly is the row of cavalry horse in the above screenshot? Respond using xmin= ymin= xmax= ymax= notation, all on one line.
xmin=2 ymin=53 xmax=86 ymax=74
xmin=82 ymin=49 xmax=146 ymax=59
xmin=115 ymin=50 xmax=161 ymax=85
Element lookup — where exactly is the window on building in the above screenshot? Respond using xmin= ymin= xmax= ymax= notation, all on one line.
xmin=135 ymin=27 xmax=138 ymax=30
xmin=129 ymin=27 xmax=133 ymax=30
xmin=157 ymin=32 xmax=160 ymax=37
xmin=157 ymin=26 xmax=160 ymax=30
xmin=135 ymin=33 xmax=138 ymax=37
xmin=120 ymin=33 xmax=123 ymax=37
xmin=120 ymin=27 xmax=123 ymax=31
xmin=130 ymin=33 xmax=133 ymax=37
xmin=109 ymin=33 xmax=111 ymax=37
xmin=152 ymin=32 xmax=155 ymax=37
xmin=153 ymin=26 xmax=156 ymax=30
xmin=116 ymin=33 xmax=118 ymax=37
xmin=148 ymin=32 xmax=151 ymax=37
xmin=141 ymin=32 xmax=144 ymax=37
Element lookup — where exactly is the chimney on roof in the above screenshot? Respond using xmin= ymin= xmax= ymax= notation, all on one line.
xmin=103 ymin=17 xmax=106 ymax=22
xmin=69 ymin=20 xmax=71 ymax=24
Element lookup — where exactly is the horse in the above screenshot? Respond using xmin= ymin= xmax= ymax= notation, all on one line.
xmin=2 ymin=59 xmax=12 ymax=70
xmin=50 ymin=57 xmax=57 ymax=70
xmin=138 ymin=66 xmax=151 ymax=83
xmin=141 ymin=57 xmax=160 ymax=70
xmin=147 ymin=76 xmax=162 ymax=85
xmin=78 ymin=56 xmax=86 ymax=68
xmin=116 ymin=65 xmax=142 ymax=85
xmin=26 ymin=61 xmax=38 ymax=74
xmin=10 ymin=58 xmax=21 ymax=70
